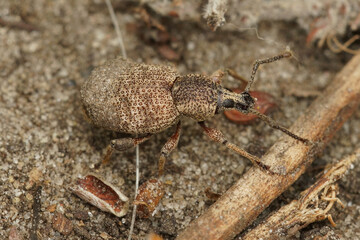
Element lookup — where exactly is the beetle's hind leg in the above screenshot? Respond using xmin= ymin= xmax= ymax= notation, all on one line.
xmin=158 ymin=121 xmax=182 ymax=176
xmin=198 ymin=121 xmax=273 ymax=173
xmin=98 ymin=135 xmax=152 ymax=167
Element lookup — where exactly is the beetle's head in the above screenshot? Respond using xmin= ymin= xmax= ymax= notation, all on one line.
xmin=216 ymin=88 xmax=255 ymax=114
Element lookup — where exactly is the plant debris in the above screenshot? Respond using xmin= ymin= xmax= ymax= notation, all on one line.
xmin=134 ymin=178 xmax=165 ymax=218
xmin=52 ymin=212 xmax=73 ymax=236
xmin=71 ymin=174 xmax=129 ymax=217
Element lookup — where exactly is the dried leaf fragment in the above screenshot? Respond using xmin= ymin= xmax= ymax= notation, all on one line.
xmin=46 ymin=204 xmax=57 ymax=213
xmin=134 ymin=178 xmax=164 ymax=218
xmin=52 ymin=212 xmax=73 ymax=235
xmin=224 ymin=90 xmax=277 ymax=124
xmin=146 ymin=232 xmax=164 ymax=240
xmin=71 ymin=174 xmax=129 ymax=217
xmin=204 ymin=187 xmax=221 ymax=201
xmin=157 ymin=45 xmax=180 ymax=61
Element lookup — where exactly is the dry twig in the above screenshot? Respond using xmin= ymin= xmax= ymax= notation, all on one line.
xmin=326 ymin=32 xmax=360 ymax=55
xmin=176 ymin=54 xmax=360 ymax=240
xmin=0 ymin=17 xmax=40 ymax=32
xmin=242 ymin=148 xmax=360 ymax=239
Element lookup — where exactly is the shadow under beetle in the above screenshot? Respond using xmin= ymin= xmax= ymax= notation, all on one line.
xmin=81 ymin=51 xmax=309 ymax=175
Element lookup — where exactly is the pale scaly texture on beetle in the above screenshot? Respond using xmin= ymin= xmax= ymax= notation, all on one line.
xmin=81 ymin=58 xmax=180 ymax=134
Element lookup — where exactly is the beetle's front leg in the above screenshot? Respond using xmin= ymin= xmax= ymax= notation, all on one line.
xmin=226 ymin=68 xmax=248 ymax=90
xmin=198 ymin=121 xmax=273 ymax=173
xmin=210 ymin=69 xmax=225 ymax=84
xmin=99 ymin=135 xmax=152 ymax=167
xmin=158 ymin=121 xmax=182 ymax=176
xmin=211 ymin=68 xmax=248 ymax=90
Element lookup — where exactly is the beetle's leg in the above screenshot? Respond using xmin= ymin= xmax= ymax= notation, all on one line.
xmin=226 ymin=68 xmax=248 ymax=91
xmin=198 ymin=121 xmax=273 ymax=173
xmin=100 ymin=135 xmax=152 ymax=166
xmin=110 ymin=136 xmax=152 ymax=151
xmin=158 ymin=121 xmax=182 ymax=176
xmin=101 ymin=145 xmax=115 ymax=166
xmin=210 ymin=69 xmax=225 ymax=84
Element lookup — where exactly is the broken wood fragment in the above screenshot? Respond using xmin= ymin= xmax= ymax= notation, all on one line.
xmin=242 ymin=148 xmax=360 ymax=240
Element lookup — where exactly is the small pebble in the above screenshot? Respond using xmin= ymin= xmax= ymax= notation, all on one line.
xmin=8 ymin=226 xmax=23 ymax=240
xmin=73 ymin=210 xmax=90 ymax=221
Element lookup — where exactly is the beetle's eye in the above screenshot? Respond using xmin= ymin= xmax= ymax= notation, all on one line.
xmin=223 ymin=99 xmax=235 ymax=108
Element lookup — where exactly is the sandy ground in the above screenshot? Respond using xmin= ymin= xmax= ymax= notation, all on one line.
xmin=1 ymin=1 xmax=360 ymax=239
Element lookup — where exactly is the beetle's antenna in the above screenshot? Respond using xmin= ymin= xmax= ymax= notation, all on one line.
xmin=245 ymin=51 xmax=293 ymax=92
xmin=249 ymin=108 xmax=309 ymax=144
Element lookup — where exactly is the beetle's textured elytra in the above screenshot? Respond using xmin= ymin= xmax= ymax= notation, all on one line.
xmin=81 ymin=52 xmax=309 ymax=175
xmin=81 ymin=58 xmax=180 ymax=134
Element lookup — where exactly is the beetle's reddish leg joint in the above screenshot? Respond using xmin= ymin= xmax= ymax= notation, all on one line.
xmin=158 ymin=121 xmax=182 ymax=176
xmin=198 ymin=121 xmax=274 ymax=173
xmin=198 ymin=121 xmax=227 ymax=144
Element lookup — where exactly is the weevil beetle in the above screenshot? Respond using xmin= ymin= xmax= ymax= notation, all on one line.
xmin=81 ymin=51 xmax=309 ymax=175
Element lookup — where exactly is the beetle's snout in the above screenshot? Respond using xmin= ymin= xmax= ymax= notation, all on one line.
xmin=242 ymin=91 xmax=255 ymax=108
xmin=231 ymin=91 xmax=255 ymax=113
xmin=216 ymin=88 xmax=256 ymax=114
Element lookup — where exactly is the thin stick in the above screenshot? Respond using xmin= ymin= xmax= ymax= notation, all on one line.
xmin=176 ymin=53 xmax=360 ymax=240
xmin=0 ymin=17 xmax=40 ymax=32
xmin=105 ymin=0 xmax=127 ymax=59
xmin=128 ymin=144 xmax=139 ymax=240
xmin=104 ymin=0 xmax=137 ymax=238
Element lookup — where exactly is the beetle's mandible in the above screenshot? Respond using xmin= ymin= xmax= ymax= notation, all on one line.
xmin=81 ymin=52 xmax=309 ymax=175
